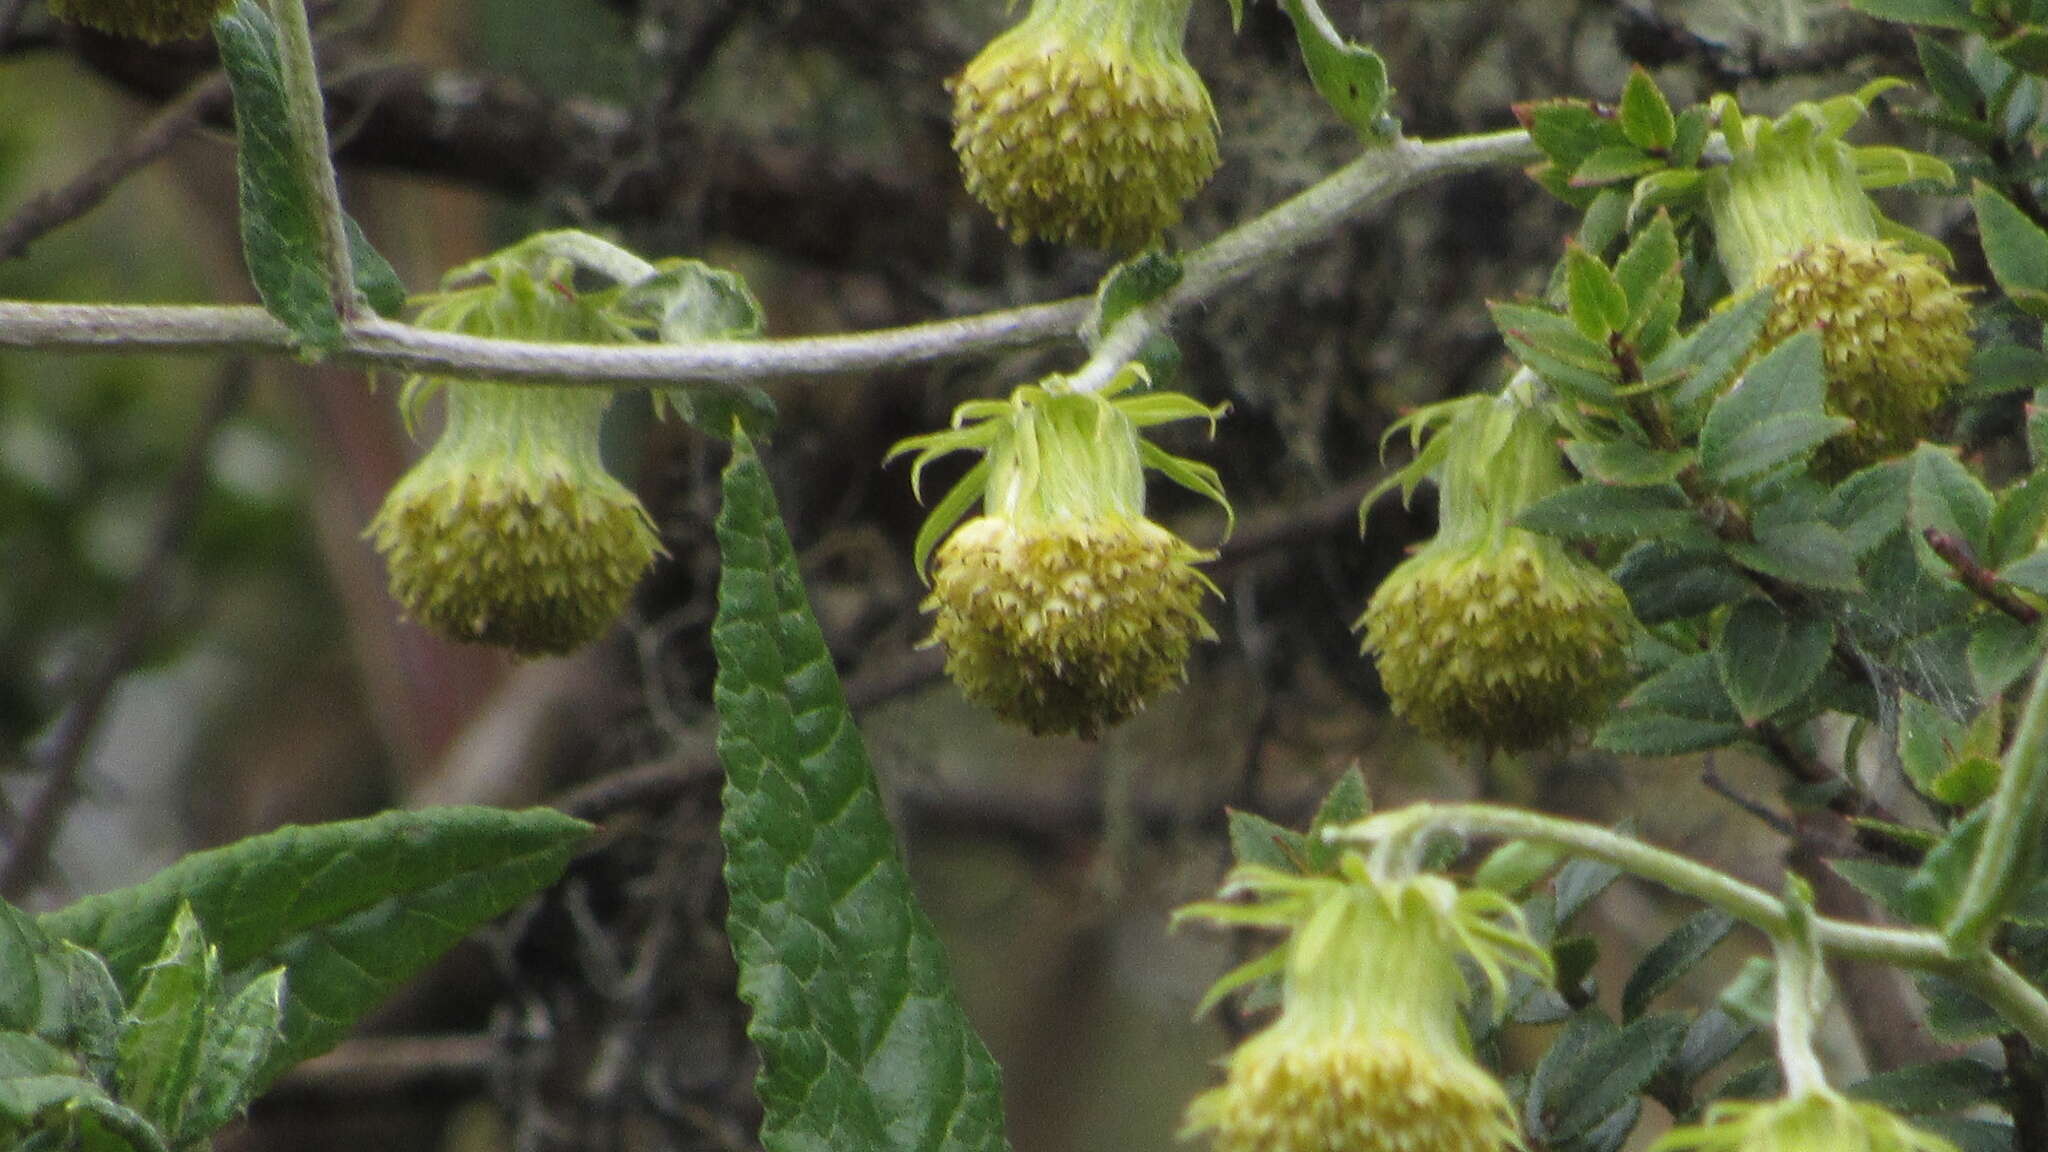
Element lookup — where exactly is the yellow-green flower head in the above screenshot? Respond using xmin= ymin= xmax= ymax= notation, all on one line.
xmin=1178 ymin=855 xmax=1550 ymax=1152
xmin=1355 ymin=391 xmax=1633 ymax=751
xmin=48 ymin=0 xmax=224 ymax=41
xmin=950 ymin=0 xmax=1221 ymax=251
xmin=1654 ymin=1091 xmax=1954 ymax=1152
xmin=889 ymin=371 xmax=1231 ymax=737
xmin=368 ymin=255 xmax=658 ymax=657
xmin=1704 ymin=87 xmax=1973 ymax=471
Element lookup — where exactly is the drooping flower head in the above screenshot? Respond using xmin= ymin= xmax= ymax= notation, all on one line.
xmin=889 ymin=371 xmax=1230 ymax=737
xmin=1703 ymin=85 xmax=1973 ymax=472
xmin=367 ymin=248 xmax=659 ymax=657
xmin=1655 ymin=1091 xmax=1954 ymax=1152
xmin=1179 ymin=853 xmax=1550 ymax=1152
xmin=950 ymin=0 xmax=1222 ymax=251
xmin=1356 ymin=386 xmax=1634 ymax=751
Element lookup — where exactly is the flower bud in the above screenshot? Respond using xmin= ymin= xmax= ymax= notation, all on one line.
xmin=1653 ymin=1091 xmax=1954 ymax=1152
xmin=1180 ymin=857 xmax=1548 ymax=1152
xmin=1705 ymin=91 xmax=1972 ymax=473
xmin=1356 ymin=391 xmax=1633 ymax=751
xmin=368 ymin=259 xmax=658 ymax=657
xmin=891 ymin=374 xmax=1229 ymax=737
xmin=950 ymin=0 xmax=1220 ymax=251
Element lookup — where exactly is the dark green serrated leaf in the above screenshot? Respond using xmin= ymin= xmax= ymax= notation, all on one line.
xmin=1656 ymin=290 xmax=1774 ymax=412
xmin=48 ymin=945 xmax=124 ymax=1087
xmin=1563 ymin=441 xmax=1690 ymax=486
xmin=1308 ymin=767 xmax=1370 ymax=838
xmin=1905 ymin=808 xmax=1988 ymax=927
xmin=1556 ymin=857 xmax=1623 ymax=927
xmin=1826 ymin=460 xmax=1911 ymax=555
xmin=1094 ymin=251 xmax=1182 ymax=335
xmin=1976 ymin=181 xmax=2048 ymax=313
xmin=1670 ymin=1006 xmax=1756 ymax=1088
xmin=1832 ymin=858 xmax=1918 ymax=920
xmin=1715 ymin=599 xmax=1834 ymax=724
xmin=0 ymin=900 xmax=46 ymax=1032
xmin=1277 ymin=0 xmax=1391 ymax=137
xmin=1547 ymin=1012 xmax=1687 ymax=1140
xmin=1572 ymin=145 xmax=1663 ymax=186
xmin=1228 ymin=809 xmax=1309 ymax=872
xmin=343 ymin=217 xmax=406 ymax=319
xmin=1614 ymin=213 xmax=1680 ymax=313
xmin=1909 ymin=444 xmax=1995 ymax=556
xmin=1971 ymin=614 xmax=2046 ymax=697
xmin=1621 ymin=911 xmax=1736 ymax=1021
xmin=1918 ymin=34 xmax=1984 ymax=114
xmin=0 ymin=1074 xmax=167 ymax=1152
xmin=1899 ymin=690 xmax=1969 ymax=797
xmin=1727 ymin=520 xmax=1863 ymax=594
xmin=1566 ymin=245 xmax=1629 ymax=339
xmin=1612 ymin=542 xmax=1750 ymax=624
xmin=1967 ymin=342 xmax=2048 ymax=403
xmin=1494 ymin=303 xmax=1622 ymax=401
xmin=1517 ymin=482 xmax=1696 ymax=539
xmin=1598 ymin=653 xmax=1745 ymax=755
xmin=180 ymin=967 xmax=284 ymax=1140
xmin=216 ymin=0 xmax=342 ymax=351
xmin=114 ymin=906 xmax=213 ymax=1138
xmin=2002 ymin=548 xmax=2048 ymax=597
xmin=41 ymin=807 xmax=588 ymax=1086
xmin=1990 ymin=473 xmax=2048 ymax=569
xmin=714 ymin=433 xmax=1009 ymax=1152
xmin=1916 ymin=1118 xmax=2015 ymax=1152
xmin=1700 ymin=332 xmax=1843 ymax=487
xmin=1997 ymin=26 xmax=2048 ymax=76
xmin=1920 ymin=972 xmax=2007 ymax=1043
xmin=1619 ymin=68 xmax=1675 ymax=152
xmin=1849 ymin=0 xmax=1984 ymax=28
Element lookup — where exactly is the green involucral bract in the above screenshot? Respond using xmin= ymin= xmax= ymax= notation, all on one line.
xmin=368 ymin=256 xmax=658 ymax=657
xmin=1179 ymin=855 xmax=1548 ymax=1152
xmin=1703 ymin=90 xmax=1973 ymax=474
xmin=50 ymin=0 xmax=226 ymax=41
xmin=1652 ymin=1091 xmax=1954 ymax=1152
xmin=1357 ymin=391 xmax=1633 ymax=751
xmin=890 ymin=373 xmax=1229 ymax=737
xmin=950 ymin=0 xmax=1221 ymax=251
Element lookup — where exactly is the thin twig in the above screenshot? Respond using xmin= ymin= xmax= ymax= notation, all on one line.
xmin=1925 ymin=527 xmax=2042 ymax=626
xmin=0 ymin=131 xmax=1541 ymax=388
xmin=0 ymin=368 xmax=248 ymax=899
xmin=0 ymin=72 xmax=232 ymax=262
xmin=1702 ymin=761 xmax=1797 ymax=838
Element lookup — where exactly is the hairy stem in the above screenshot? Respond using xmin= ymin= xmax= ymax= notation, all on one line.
xmin=0 ymin=130 xmax=1537 ymax=388
xmin=1336 ymin=802 xmax=2048 ymax=1049
xmin=265 ymin=0 xmax=357 ymax=318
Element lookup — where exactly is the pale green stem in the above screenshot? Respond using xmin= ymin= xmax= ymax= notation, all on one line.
xmin=1334 ymin=803 xmax=2048 ymax=1050
xmin=266 ymin=0 xmax=356 ymax=319
xmin=1771 ymin=895 xmax=1830 ymax=1096
xmin=0 ymin=129 xmax=1539 ymax=388
xmin=1946 ymin=656 xmax=2048 ymax=955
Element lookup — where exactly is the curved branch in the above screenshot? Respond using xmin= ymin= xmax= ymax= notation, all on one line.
xmin=0 ymin=129 xmax=1539 ymax=386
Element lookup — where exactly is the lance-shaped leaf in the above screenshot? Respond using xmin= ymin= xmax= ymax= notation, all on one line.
xmin=714 ymin=433 xmax=1010 ymax=1152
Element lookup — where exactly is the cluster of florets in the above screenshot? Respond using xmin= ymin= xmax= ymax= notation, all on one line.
xmin=368 ymin=253 xmax=658 ymax=657
xmin=1361 ymin=530 xmax=1633 ymax=750
xmin=1704 ymin=90 xmax=1974 ymax=472
xmin=1178 ymin=855 xmax=1548 ymax=1152
xmin=1355 ymin=391 xmax=1634 ymax=751
xmin=950 ymin=0 xmax=1220 ymax=250
xmin=891 ymin=372 xmax=1229 ymax=737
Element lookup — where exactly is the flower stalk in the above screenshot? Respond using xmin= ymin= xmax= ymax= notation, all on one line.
xmin=1945 ymin=654 xmax=2048 ymax=955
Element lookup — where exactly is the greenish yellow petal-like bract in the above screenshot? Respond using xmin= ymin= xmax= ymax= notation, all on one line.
xmin=1354 ymin=388 xmax=1634 ymax=751
xmin=368 ymin=253 xmax=658 ymax=657
xmin=1704 ymin=88 xmax=1972 ymax=474
xmin=951 ymin=0 xmax=1220 ymax=251
xmin=1180 ymin=857 xmax=1548 ymax=1152
xmin=890 ymin=372 xmax=1229 ymax=737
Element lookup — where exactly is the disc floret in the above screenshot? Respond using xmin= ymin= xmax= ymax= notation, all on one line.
xmin=368 ymin=251 xmax=659 ymax=657
xmin=1704 ymin=88 xmax=1973 ymax=470
xmin=951 ymin=0 xmax=1221 ymax=250
xmin=1178 ymin=854 xmax=1548 ymax=1152
xmin=890 ymin=372 xmax=1230 ymax=737
xmin=1356 ymin=389 xmax=1634 ymax=751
